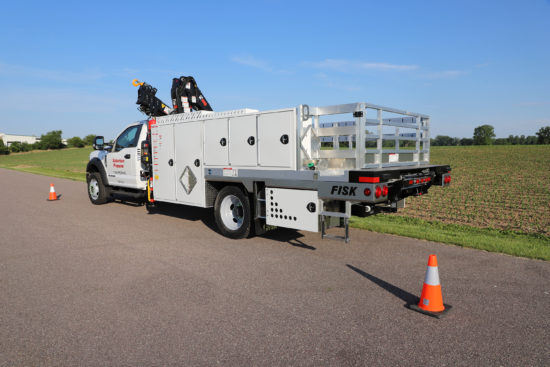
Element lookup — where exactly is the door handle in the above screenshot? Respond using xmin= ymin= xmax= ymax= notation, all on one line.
xmin=168 ymin=159 xmax=174 ymax=166
xmin=124 ymin=154 xmax=131 ymax=159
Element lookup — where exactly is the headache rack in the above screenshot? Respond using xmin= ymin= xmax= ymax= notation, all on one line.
xmin=299 ymin=102 xmax=430 ymax=171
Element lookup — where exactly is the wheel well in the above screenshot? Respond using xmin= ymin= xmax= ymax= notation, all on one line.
xmin=206 ymin=182 xmax=250 ymax=207
xmin=87 ymin=165 xmax=99 ymax=173
xmin=86 ymin=159 xmax=108 ymax=184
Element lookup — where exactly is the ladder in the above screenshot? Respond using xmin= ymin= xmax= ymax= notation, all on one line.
xmin=320 ymin=201 xmax=351 ymax=243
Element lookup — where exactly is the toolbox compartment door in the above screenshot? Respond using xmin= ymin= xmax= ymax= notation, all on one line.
xmin=258 ymin=110 xmax=295 ymax=168
xmin=175 ymin=121 xmax=205 ymax=207
xmin=151 ymin=123 xmax=176 ymax=201
xmin=229 ymin=115 xmax=257 ymax=166
xmin=204 ymin=118 xmax=228 ymax=166
xmin=266 ymin=188 xmax=319 ymax=232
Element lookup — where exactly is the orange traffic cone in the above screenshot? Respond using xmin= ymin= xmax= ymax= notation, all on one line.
xmin=48 ymin=183 xmax=58 ymax=201
xmin=408 ymin=254 xmax=451 ymax=318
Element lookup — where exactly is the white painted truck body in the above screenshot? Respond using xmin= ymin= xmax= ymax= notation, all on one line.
xmin=87 ymin=102 xmax=451 ymax=241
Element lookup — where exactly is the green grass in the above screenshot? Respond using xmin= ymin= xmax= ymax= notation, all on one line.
xmin=0 ymin=148 xmax=91 ymax=181
xmin=1 ymin=146 xmax=549 ymax=260
xmin=350 ymin=215 xmax=550 ymax=261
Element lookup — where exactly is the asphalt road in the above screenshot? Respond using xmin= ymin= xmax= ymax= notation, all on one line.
xmin=0 ymin=168 xmax=548 ymax=366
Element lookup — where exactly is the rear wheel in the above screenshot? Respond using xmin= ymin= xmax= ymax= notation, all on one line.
xmin=214 ymin=186 xmax=251 ymax=239
xmin=87 ymin=172 xmax=109 ymax=204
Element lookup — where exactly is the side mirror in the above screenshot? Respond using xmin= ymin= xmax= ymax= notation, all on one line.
xmin=93 ymin=136 xmax=104 ymax=150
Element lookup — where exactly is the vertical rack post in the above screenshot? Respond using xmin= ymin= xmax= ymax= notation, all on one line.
xmin=424 ymin=117 xmax=430 ymax=163
xmin=414 ymin=116 xmax=421 ymax=165
xmin=376 ymin=108 xmax=383 ymax=167
xmin=355 ymin=103 xmax=366 ymax=169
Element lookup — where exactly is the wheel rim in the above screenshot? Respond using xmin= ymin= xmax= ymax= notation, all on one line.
xmin=220 ymin=194 xmax=244 ymax=231
xmin=89 ymin=178 xmax=100 ymax=201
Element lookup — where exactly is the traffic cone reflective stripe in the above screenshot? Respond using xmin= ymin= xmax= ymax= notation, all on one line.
xmin=48 ymin=183 xmax=57 ymax=201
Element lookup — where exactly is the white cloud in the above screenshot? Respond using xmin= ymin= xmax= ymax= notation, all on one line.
xmin=314 ymin=72 xmax=361 ymax=91
xmin=306 ymin=59 xmax=418 ymax=72
xmin=231 ymin=55 xmax=273 ymax=72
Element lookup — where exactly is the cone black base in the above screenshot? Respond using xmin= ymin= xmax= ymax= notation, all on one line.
xmin=407 ymin=303 xmax=452 ymax=319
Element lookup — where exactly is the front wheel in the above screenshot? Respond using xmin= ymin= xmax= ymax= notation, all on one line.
xmin=214 ymin=186 xmax=252 ymax=239
xmin=87 ymin=172 xmax=109 ymax=204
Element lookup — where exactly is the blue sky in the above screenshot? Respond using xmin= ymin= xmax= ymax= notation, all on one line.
xmin=0 ymin=0 xmax=549 ymax=140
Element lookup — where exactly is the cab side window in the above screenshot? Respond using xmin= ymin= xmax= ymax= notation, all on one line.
xmin=114 ymin=125 xmax=142 ymax=152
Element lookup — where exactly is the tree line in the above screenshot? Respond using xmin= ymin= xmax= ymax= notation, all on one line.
xmin=431 ymin=125 xmax=550 ymax=146
xmin=0 ymin=131 xmax=97 ymax=155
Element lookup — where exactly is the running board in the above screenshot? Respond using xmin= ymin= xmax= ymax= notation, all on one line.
xmin=109 ymin=188 xmax=147 ymax=200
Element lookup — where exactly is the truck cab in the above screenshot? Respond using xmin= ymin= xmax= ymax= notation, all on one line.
xmin=86 ymin=121 xmax=148 ymax=204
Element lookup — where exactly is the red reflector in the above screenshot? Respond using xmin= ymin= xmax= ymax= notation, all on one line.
xmin=382 ymin=185 xmax=388 ymax=196
xmin=415 ymin=179 xmax=420 ymax=184
xmin=364 ymin=188 xmax=371 ymax=196
xmin=427 ymin=177 xmax=431 ymax=182
xmin=409 ymin=180 xmax=413 ymax=185
xmin=375 ymin=186 xmax=382 ymax=198
xmin=359 ymin=176 xmax=380 ymax=183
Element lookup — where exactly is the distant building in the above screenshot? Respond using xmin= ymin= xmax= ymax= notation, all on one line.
xmin=0 ymin=133 xmax=41 ymax=147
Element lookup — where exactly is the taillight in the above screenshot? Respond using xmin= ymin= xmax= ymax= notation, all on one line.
xmin=375 ymin=186 xmax=382 ymax=198
xmin=364 ymin=188 xmax=371 ymax=196
xmin=359 ymin=176 xmax=380 ymax=183
xmin=382 ymin=185 xmax=388 ymax=196
xmin=409 ymin=180 xmax=413 ymax=185
xmin=444 ymin=175 xmax=451 ymax=184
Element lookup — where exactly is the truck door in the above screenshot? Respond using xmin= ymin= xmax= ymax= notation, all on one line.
xmin=106 ymin=124 xmax=143 ymax=188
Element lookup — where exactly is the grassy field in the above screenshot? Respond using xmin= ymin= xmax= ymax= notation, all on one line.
xmin=396 ymin=145 xmax=550 ymax=236
xmin=0 ymin=148 xmax=91 ymax=181
xmin=1 ymin=145 xmax=549 ymax=260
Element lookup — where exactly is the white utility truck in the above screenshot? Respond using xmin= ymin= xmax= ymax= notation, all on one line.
xmin=87 ymin=102 xmax=451 ymax=241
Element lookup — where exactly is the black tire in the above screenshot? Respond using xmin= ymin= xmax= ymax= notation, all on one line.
xmin=87 ymin=172 xmax=109 ymax=205
xmin=214 ymin=186 xmax=252 ymax=239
